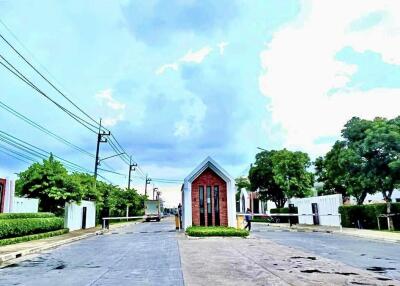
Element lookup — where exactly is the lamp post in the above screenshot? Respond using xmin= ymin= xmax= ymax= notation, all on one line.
xmin=153 ymin=187 xmax=158 ymax=200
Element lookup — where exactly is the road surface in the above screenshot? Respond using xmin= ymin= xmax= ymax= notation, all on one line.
xmin=253 ymin=224 xmax=400 ymax=281
xmin=0 ymin=218 xmax=183 ymax=286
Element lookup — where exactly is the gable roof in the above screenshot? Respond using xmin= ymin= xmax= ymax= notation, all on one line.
xmin=184 ymin=156 xmax=233 ymax=184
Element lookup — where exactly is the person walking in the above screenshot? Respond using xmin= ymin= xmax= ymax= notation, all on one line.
xmin=244 ymin=208 xmax=252 ymax=231
xmin=178 ymin=203 xmax=183 ymax=229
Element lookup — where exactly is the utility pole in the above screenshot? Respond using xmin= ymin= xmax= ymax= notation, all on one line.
xmin=94 ymin=119 xmax=110 ymax=229
xmin=94 ymin=119 xmax=110 ymax=183
xmin=128 ymin=156 xmax=137 ymax=190
xmin=145 ymin=175 xmax=151 ymax=197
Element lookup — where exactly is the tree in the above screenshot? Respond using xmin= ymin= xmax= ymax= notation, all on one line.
xmin=249 ymin=149 xmax=314 ymax=208
xmin=109 ymin=187 xmax=146 ymax=216
xmin=16 ymin=155 xmax=84 ymax=214
xmin=315 ymin=141 xmax=375 ymax=204
xmin=316 ymin=116 xmax=400 ymax=204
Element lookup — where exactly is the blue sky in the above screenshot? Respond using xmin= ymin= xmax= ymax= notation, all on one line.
xmin=1 ymin=1 xmax=399 ymax=206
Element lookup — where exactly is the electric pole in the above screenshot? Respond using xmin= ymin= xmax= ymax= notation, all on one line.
xmin=94 ymin=119 xmax=110 ymax=183
xmin=145 ymin=175 xmax=151 ymax=197
xmin=94 ymin=119 xmax=110 ymax=228
xmin=128 ymin=156 xmax=137 ymax=190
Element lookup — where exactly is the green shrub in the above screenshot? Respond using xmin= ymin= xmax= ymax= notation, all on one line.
xmin=0 ymin=229 xmax=69 ymax=246
xmin=0 ymin=217 xmax=64 ymax=239
xmin=186 ymin=226 xmax=249 ymax=237
xmin=270 ymin=207 xmax=299 ymax=223
xmin=0 ymin=212 xmax=55 ymax=220
xmin=339 ymin=203 xmax=400 ymax=230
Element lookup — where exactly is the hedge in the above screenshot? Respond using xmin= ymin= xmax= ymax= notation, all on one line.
xmin=270 ymin=207 xmax=299 ymax=224
xmin=339 ymin=203 xmax=400 ymax=230
xmin=0 ymin=229 xmax=69 ymax=246
xmin=186 ymin=226 xmax=249 ymax=237
xmin=0 ymin=217 xmax=64 ymax=239
xmin=0 ymin=212 xmax=55 ymax=220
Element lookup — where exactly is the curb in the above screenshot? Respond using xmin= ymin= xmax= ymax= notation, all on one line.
xmin=0 ymin=229 xmax=104 ymax=266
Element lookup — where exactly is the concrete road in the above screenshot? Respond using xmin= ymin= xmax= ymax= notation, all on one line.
xmin=0 ymin=218 xmax=183 ymax=286
xmin=253 ymin=224 xmax=400 ymax=281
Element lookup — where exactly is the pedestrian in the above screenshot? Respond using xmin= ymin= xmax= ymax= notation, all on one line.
xmin=178 ymin=203 xmax=183 ymax=229
xmin=244 ymin=208 xmax=252 ymax=231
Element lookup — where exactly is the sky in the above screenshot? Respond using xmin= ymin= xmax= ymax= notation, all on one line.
xmin=0 ymin=1 xmax=399 ymax=207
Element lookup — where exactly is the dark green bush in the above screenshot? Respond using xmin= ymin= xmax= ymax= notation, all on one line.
xmin=0 ymin=229 xmax=69 ymax=246
xmin=339 ymin=203 xmax=400 ymax=230
xmin=0 ymin=212 xmax=55 ymax=220
xmin=0 ymin=217 xmax=64 ymax=239
xmin=186 ymin=226 xmax=249 ymax=237
xmin=270 ymin=207 xmax=299 ymax=223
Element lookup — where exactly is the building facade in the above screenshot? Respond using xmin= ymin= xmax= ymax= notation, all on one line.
xmin=181 ymin=157 xmax=236 ymax=229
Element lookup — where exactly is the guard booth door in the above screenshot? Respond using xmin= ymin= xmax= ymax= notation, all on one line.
xmin=312 ymin=203 xmax=319 ymax=225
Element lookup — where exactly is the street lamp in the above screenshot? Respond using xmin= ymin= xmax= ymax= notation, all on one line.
xmin=257 ymin=147 xmax=267 ymax=151
xmin=153 ymin=187 xmax=158 ymax=200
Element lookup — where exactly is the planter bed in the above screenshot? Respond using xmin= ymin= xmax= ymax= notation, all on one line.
xmin=186 ymin=226 xmax=249 ymax=237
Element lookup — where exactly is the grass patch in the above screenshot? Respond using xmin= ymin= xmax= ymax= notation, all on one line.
xmin=0 ymin=229 xmax=69 ymax=246
xmin=186 ymin=226 xmax=249 ymax=237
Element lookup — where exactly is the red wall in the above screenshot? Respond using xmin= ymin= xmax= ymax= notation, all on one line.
xmin=191 ymin=168 xmax=228 ymax=226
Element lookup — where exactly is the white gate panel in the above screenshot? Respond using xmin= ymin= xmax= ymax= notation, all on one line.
xmin=291 ymin=194 xmax=342 ymax=226
xmin=64 ymin=200 xmax=96 ymax=231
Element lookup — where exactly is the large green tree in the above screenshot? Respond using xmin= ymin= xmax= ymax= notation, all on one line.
xmin=316 ymin=116 xmax=400 ymax=204
xmin=16 ymin=156 xmax=146 ymax=217
xmin=315 ymin=141 xmax=375 ymax=204
xmin=249 ymin=149 xmax=314 ymax=208
xmin=16 ymin=155 xmax=84 ymax=214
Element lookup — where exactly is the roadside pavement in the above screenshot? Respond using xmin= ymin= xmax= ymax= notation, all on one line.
xmin=0 ymin=218 xmax=183 ymax=286
xmin=179 ymin=236 xmax=399 ymax=285
xmin=254 ymin=222 xmax=400 ymax=243
xmin=0 ymin=220 xmax=141 ymax=266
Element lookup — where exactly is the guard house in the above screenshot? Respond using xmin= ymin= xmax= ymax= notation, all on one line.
xmin=181 ymin=157 xmax=237 ymax=229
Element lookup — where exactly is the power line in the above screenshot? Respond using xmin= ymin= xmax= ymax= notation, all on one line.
xmin=0 ymin=55 xmax=98 ymax=133
xmin=0 ymin=129 xmax=91 ymax=173
xmin=0 ymin=100 xmax=95 ymax=158
xmin=0 ymin=31 xmax=101 ymax=128
xmin=0 ymin=25 xmax=149 ymax=181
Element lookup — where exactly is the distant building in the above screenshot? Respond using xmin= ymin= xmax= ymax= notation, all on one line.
xmin=239 ymin=188 xmax=267 ymax=214
xmin=181 ymin=157 xmax=236 ymax=229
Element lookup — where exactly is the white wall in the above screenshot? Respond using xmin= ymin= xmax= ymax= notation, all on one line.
xmin=291 ymin=194 xmax=342 ymax=226
xmin=12 ymin=197 xmax=39 ymax=213
xmin=64 ymin=200 xmax=96 ymax=231
xmin=1 ymin=179 xmax=39 ymax=213
xmin=353 ymin=189 xmax=400 ymax=204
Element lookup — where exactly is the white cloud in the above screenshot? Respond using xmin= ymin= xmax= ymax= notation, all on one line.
xmin=217 ymin=41 xmax=229 ymax=55
xmin=174 ymin=95 xmax=207 ymax=138
xmin=95 ymin=89 xmax=126 ymax=127
xmin=259 ymin=1 xmax=400 ymax=158
xmin=155 ymin=46 xmax=216 ymax=75
xmin=180 ymin=46 xmax=213 ymax=63
xmin=155 ymin=63 xmax=178 ymax=75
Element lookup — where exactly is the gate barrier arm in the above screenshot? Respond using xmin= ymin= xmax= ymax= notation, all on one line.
xmin=102 ymin=215 xmax=146 ymax=229
xmin=237 ymin=212 xmax=343 ymax=232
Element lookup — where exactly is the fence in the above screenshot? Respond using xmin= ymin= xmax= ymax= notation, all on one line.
xmin=290 ymin=194 xmax=342 ymax=226
xmin=237 ymin=212 xmax=343 ymax=231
